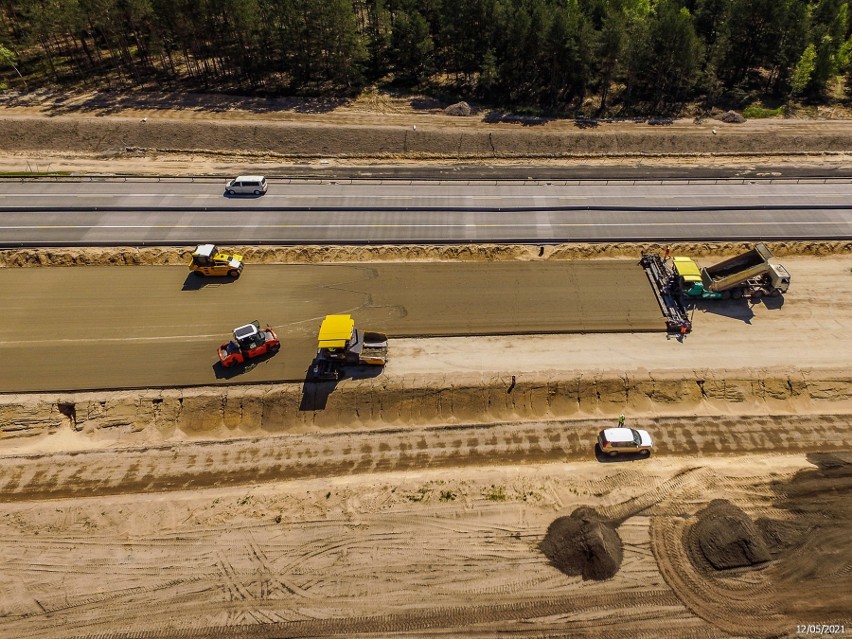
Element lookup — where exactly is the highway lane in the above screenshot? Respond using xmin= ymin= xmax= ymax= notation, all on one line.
xmin=0 ymin=262 xmax=661 ymax=392
xmin=1 ymin=179 xmax=851 ymax=244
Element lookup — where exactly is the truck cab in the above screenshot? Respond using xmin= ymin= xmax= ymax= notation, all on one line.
xmin=672 ymin=256 xmax=722 ymax=299
xmin=767 ymin=263 xmax=791 ymax=294
xmin=189 ymin=244 xmax=244 ymax=278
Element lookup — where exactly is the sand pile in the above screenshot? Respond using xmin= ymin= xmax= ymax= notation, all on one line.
xmin=1 ymin=240 xmax=849 ymax=268
xmin=688 ymin=499 xmax=770 ymax=570
xmin=541 ymin=507 xmax=623 ymax=580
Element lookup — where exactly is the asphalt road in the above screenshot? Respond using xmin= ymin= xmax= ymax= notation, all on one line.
xmin=1 ymin=179 xmax=851 ymax=245
xmin=0 ymin=261 xmax=661 ymax=392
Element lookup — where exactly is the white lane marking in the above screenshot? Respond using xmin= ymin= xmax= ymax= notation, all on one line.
xmin=0 ymin=334 xmax=222 ymax=345
xmin=0 ymin=192 xmax=850 ymax=200
xmin=0 ymin=220 xmax=845 ymax=230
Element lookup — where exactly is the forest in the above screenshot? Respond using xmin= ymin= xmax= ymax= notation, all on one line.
xmin=0 ymin=0 xmax=850 ymax=115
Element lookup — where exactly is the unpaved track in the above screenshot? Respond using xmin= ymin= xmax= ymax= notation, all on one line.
xmin=0 ymin=445 xmax=846 ymax=638
xmin=0 ymin=413 xmax=849 ymax=502
xmin=0 ymin=261 xmax=660 ymax=392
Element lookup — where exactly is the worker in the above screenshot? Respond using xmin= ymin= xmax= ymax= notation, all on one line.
xmin=618 ymin=414 xmax=625 ymax=427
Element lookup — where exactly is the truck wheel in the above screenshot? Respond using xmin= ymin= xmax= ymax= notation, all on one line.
xmin=770 ymin=289 xmax=782 ymax=297
xmin=731 ymin=289 xmax=743 ymax=300
xmin=228 ymin=270 xmax=239 ymax=278
xmin=751 ymin=290 xmax=763 ymax=301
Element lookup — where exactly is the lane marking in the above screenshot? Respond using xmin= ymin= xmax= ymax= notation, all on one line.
xmin=0 ymin=220 xmax=846 ymax=231
xmin=0 ymin=192 xmax=851 ymax=200
xmin=0 ymin=334 xmax=222 ymax=345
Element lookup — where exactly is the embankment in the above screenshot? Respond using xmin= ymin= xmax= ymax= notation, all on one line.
xmin=4 ymin=115 xmax=852 ymax=159
xmin=1 ymin=240 xmax=850 ymax=268
xmin=2 ymin=369 xmax=849 ymax=452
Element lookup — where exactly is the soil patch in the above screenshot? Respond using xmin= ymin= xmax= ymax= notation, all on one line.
xmin=687 ymin=499 xmax=770 ymax=571
xmin=541 ymin=507 xmax=623 ymax=580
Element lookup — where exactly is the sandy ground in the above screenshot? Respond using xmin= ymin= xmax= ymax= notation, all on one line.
xmin=0 ymin=93 xmax=850 ymax=638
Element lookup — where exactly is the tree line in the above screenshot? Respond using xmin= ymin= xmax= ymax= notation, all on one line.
xmin=1 ymin=0 xmax=850 ymax=114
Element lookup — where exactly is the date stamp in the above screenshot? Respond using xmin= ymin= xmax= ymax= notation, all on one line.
xmin=797 ymin=624 xmax=846 ymax=636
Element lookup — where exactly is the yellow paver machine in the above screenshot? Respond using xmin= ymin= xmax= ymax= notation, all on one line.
xmin=310 ymin=314 xmax=388 ymax=381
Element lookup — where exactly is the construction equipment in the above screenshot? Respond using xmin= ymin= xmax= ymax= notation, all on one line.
xmin=189 ymin=244 xmax=243 ymax=278
xmin=218 ymin=321 xmax=280 ymax=368
xmin=642 ymin=243 xmax=791 ymax=332
xmin=674 ymin=243 xmax=790 ymax=300
xmin=640 ymin=253 xmax=692 ymax=333
xmin=310 ymin=314 xmax=388 ymax=380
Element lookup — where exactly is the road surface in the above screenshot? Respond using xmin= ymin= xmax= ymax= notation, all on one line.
xmin=1 ymin=178 xmax=851 ymax=245
xmin=0 ymin=261 xmax=661 ymax=392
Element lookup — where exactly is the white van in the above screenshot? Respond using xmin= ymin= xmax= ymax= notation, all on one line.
xmin=225 ymin=175 xmax=268 ymax=196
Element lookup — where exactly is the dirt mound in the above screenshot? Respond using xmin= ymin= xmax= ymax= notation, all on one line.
xmin=1 ymin=240 xmax=849 ymax=268
xmin=445 ymin=101 xmax=472 ymax=116
xmin=716 ymin=110 xmax=746 ymax=124
xmin=540 ymin=507 xmax=623 ymax=580
xmin=688 ymin=499 xmax=770 ymax=571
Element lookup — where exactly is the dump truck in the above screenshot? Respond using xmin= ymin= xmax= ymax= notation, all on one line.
xmin=673 ymin=243 xmax=790 ymax=300
xmin=189 ymin=244 xmax=243 ymax=278
xmin=310 ymin=314 xmax=388 ymax=380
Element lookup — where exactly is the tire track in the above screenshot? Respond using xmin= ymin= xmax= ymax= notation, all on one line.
xmin=0 ymin=413 xmax=849 ymax=503
xmin=649 ymin=510 xmax=789 ymax=637
xmin=34 ymin=588 xmax=684 ymax=639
